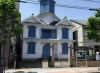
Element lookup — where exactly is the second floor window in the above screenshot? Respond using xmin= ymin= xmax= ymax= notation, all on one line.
xmin=28 ymin=26 xmax=36 ymax=37
xmin=41 ymin=29 xmax=57 ymax=39
xmin=62 ymin=28 xmax=69 ymax=39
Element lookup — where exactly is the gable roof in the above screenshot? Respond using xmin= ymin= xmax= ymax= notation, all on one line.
xmin=21 ymin=14 xmax=44 ymax=25
xmin=36 ymin=12 xmax=61 ymax=24
xmin=70 ymin=20 xmax=87 ymax=26
xmin=56 ymin=17 xmax=75 ymax=26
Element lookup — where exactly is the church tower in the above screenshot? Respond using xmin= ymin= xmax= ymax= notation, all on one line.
xmin=40 ymin=0 xmax=56 ymax=14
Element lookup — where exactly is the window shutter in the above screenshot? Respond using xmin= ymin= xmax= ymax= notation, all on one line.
xmin=62 ymin=28 xmax=69 ymax=39
xmin=62 ymin=43 xmax=68 ymax=54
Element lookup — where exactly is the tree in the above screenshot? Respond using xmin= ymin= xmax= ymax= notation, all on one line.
xmin=0 ymin=0 xmax=23 ymax=44
xmin=0 ymin=0 xmax=23 ymax=68
xmin=86 ymin=9 xmax=100 ymax=42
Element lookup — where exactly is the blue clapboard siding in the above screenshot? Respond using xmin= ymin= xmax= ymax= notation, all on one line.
xmin=62 ymin=43 xmax=68 ymax=54
xmin=62 ymin=28 xmax=69 ymax=39
xmin=28 ymin=26 xmax=36 ymax=37
xmin=27 ymin=42 xmax=36 ymax=54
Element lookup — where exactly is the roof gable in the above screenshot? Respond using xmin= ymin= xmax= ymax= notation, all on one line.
xmin=56 ymin=17 xmax=74 ymax=26
xmin=36 ymin=12 xmax=61 ymax=24
xmin=70 ymin=20 xmax=87 ymax=26
xmin=21 ymin=15 xmax=44 ymax=24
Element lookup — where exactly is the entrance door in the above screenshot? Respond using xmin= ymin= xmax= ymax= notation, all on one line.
xmin=42 ymin=43 xmax=50 ymax=59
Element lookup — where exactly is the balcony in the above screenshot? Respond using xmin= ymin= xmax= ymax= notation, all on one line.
xmin=41 ymin=29 xmax=57 ymax=39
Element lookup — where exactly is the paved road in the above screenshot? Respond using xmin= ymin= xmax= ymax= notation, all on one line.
xmin=5 ymin=67 xmax=100 ymax=73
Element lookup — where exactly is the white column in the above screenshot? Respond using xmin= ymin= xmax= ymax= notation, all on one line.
xmin=68 ymin=43 xmax=73 ymax=67
xmin=57 ymin=27 xmax=62 ymax=40
xmin=36 ymin=42 xmax=42 ymax=58
xmin=36 ymin=27 xmax=41 ymax=39
xmin=69 ymin=29 xmax=73 ymax=40
xmin=23 ymin=25 xmax=28 ymax=38
xmin=22 ymin=41 xmax=28 ymax=59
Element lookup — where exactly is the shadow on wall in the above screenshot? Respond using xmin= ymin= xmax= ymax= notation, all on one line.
xmin=14 ymin=71 xmax=37 ymax=73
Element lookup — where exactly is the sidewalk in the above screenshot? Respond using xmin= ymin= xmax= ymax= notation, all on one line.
xmin=5 ymin=67 xmax=100 ymax=73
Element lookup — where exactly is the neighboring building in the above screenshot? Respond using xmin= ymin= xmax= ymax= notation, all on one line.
xmin=21 ymin=0 xmax=75 ymax=60
xmin=71 ymin=20 xmax=100 ymax=51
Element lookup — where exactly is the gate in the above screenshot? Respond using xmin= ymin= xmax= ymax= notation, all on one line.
xmin=54 ymin=53 xmax=69 ymax=67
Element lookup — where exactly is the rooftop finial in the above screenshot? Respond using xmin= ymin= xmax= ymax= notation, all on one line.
xmin=64 ymin=16 xmax=67 ymax=18
xmin=32 ymin=13 xmax=34 ymax=15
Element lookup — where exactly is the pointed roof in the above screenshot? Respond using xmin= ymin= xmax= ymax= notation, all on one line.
xmin=70 ymin=20 xmax=87 ymax=26
xmin=21 ymin=14 xmax=44 ymax=25
xmin=36 ymin=12 xmax=61 ymax=24
xmin=56 ymin=17 xmax=74 ymax=26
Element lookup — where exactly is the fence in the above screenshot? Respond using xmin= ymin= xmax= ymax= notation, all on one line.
xmin=54 ymin=53 xmax=69 ymax=67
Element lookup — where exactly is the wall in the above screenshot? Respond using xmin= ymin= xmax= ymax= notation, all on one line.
xmin=22 ymin=40 xmax=70 ymax=59
xmin=22 ymin=21 xmax=74 ymax=60
xmin=22 ymin=40 xmax=43 ymax=59
xmin=23 ymin=23 xmax=73 ymax=40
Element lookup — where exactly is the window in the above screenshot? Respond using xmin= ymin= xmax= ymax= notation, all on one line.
xmin=42 ymin=4 xmax=47 ymax=12
xmin=62 ymin=43 xmax=68 ymax=54
xmin=27 ymin=42 xmax=36 ymax=54
xmin=28 ymin=26 xmax=36 ymax=37
xmin=62 ymin=28 xmax=69 ymax=39
xmin=41 ymin=29 xmax=57 ymax=38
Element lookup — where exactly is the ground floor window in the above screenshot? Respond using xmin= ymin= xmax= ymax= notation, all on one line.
xmin=27 ymin=42 xmax=36 ymax=54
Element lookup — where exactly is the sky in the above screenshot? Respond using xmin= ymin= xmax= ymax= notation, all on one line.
xmin=19 ymin=0 xmax=100 ymax=21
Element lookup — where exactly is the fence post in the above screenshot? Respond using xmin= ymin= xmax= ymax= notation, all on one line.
xmin=50 ymin=43 xmax=55 ymax=67
xmin=68 ymin=44 xmax=73 ymax=67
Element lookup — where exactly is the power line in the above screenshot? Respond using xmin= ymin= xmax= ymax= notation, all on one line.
xmin=19 ymin=0 xmax=99 ymax=11
xmin=83 ymin=0 xmax=100 ymax=3
xmin=56 ymin=4 xmax=92 ymax=10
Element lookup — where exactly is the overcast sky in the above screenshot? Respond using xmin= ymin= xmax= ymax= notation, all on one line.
xmin=20 ymin=0 xmax=100 ymax=21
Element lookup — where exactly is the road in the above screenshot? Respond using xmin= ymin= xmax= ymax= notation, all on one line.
xmin=5 ymin=67 xmax=100 ymax=73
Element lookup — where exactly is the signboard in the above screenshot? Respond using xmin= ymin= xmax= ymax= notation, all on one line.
xmin=76 ymin=51 xmax=86 ymax=60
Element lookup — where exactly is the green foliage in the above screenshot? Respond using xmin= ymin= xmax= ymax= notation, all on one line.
xmin=86 ymin=9 xmax=100 ymax=42
xmin=0 ymin=0 xmax=23 ymax=44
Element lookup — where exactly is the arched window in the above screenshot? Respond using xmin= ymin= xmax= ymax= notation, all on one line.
xmin=62 ymin=43 xmax=68 ymax=54
xmin=28 ymin=26 xmax=36 ymax=37
xmin=27 ymin=42 xmax=36 ymax=54
xmin=62 ymin=28 xmax=69 ymax=39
